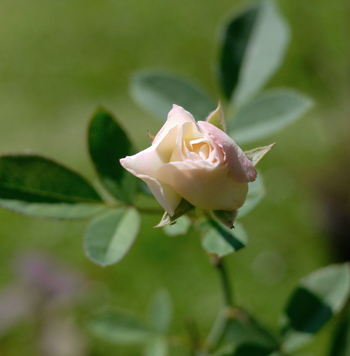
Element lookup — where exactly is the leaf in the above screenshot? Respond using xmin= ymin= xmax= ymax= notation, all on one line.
xmin=147 ymin=289 xmax=172 ymax=333
xmin=201 ymin=220 xmax=248 ymax=257
xmin=0 ymin=200 xmax=106 ymax=219
xmin=89 ymin=310 xmax=151 ymax=345
xmin=217 ymin=0 xmax=290 ymax=103
xmin=281 ymin=263 xmax=350 ymax=353
xmin=139 ymin=180 xmax=154 ymax=196
xmin=231 ymin=344 xmax=276 ymax=356
xmin=228 ymin=89 xmax=313 ymax=144
xmin=244 ymin=143 xmax=276 ymax=166
xmin=155 ymin=199 xmax=194 ymax=228
xmin=163 ymin=215 xmax=191 ymax=236
xmin=329 ymin=306 xmax=350 ymax=356
xmin=210 ymin=344 xmax=235 ymax=356
xmin=84 ymin=207 xmax=141 ymax=266
xmin=143 ymin=335 xmax=168 ymax=356
xmin=237 ymin=173 xmax=265 ymax=219
xmin=224 ymin=311 xmax=278 ymax=350
xmin=206 ymin=102 xmax=226 ymax=132
xmin=88 ymin=108 xmax=138 ymax=203
xmin=130 ymin=71 xmax=216 ymax=122
xmin=0 ymin=154 xmax=101 ymax=203
xmin=208 ymin=309 xmax=277 ymax=355
xmin=0 ymin=154 xmax=103 ymax=218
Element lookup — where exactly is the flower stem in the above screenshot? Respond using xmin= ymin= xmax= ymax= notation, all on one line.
xmin=204 ymin=256 xmax=234 ymax=352
xmin=185 ymin=317 xmax=201 ymax=356
xmin=214 ymin=256 xmax=233 ymax=307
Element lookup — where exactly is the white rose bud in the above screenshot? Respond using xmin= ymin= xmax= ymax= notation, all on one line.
xmin=120 ymin=105 xmax=257 ymax=216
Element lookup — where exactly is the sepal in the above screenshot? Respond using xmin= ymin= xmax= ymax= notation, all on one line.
xmin=154 ymin=199 xmax=194 ymax=228
xmin=212 ymin=210 xmax=237 ymax=229
xmin=206 ymin=101 xmax=226 ymax=132
xmin=244 ymin=143 xmax=276 ymax=166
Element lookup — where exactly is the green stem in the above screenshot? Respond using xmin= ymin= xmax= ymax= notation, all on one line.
xmin=185 ymin=318 xmax=201 ymax=356
xmin=204 ymin=257 xmax=234 ymax=352
xmin=215 ymin=257 xmax=233 ymax=307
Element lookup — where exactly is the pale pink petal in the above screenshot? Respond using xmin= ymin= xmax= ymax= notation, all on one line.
xmin=120 ymin=126 xmax=177 ymax=178
xmin=137 ymin=175 xmax=181 ymax=216
xmin=198 ymin=121 xmax=257 ymax=183
xmin=153 ymin=105 xmax=196 ymax=144
xmin=157 ymin=161 xmax=249 ymax=211
xmin=120 ymin=126 xmax=181 ymax=215
xmin=120 ymin=146 xmax=164 ymax=179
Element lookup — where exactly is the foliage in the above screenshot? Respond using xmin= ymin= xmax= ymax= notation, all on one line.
xmin=0 ymin=1 xmax=345 ymax=356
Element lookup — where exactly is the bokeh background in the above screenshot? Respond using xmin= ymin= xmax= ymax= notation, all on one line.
xmin=0 ymin=0 xmax=349 ymax=355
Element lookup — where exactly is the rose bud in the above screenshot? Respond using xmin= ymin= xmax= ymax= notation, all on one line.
xmin=120 ymin=105 xmax=257 ymax=217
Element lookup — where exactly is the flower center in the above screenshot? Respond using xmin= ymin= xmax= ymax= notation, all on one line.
xmin=182 ymin=137 xmax=213 ymax=162
xmin=191 ymin=140 xmax=210 ymax=160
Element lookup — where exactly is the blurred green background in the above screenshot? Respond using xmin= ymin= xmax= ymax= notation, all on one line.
xmin=0 ymin=0 xmax=349 ymax=355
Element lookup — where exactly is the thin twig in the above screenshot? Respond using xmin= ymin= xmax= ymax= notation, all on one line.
xmin=213 ymin=256 xmax=233 ymax=307
xmin=204 ymin=256 xmax=235 ymax=352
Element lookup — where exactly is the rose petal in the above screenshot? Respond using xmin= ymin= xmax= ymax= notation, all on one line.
xmin=153 ymin=105 xmax=196 ymax=144
xmin=198 ymin=121 xmax=257 ymax=183
xmin=120 ymin=126 xmax=182 ymax=215
xmin=137 ymin=175 xmax=181 ymax=216
xmin=120 ymin=126 xmax=177 ymax=178
xmin=157 ymin=161 xmax=249 ymax=211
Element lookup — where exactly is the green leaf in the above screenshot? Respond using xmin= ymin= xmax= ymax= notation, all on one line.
xmin=163 ymin=215 xmax=191 ymax=236
xmin=238 ymin=173 xmax=265 ymax=219
xmin=143 ymin=335 xmax=168 ymax=356
xmin=206 ymin=102 xmax=226 ymax=132
xmin=155 ymin=199 xmax=194 ymax=228
xmin=130 ymin=71 xmax=216 ymax=122
xmin=218 ymin=0 xmax=290 ymax=103
xmin=231 ymin=344 xmax=276 ymax=356
xmin=224 ymin=311 xmax=278 ymax=350
xmin=84 ymin=207 xmax=141 ymax=266
xmin=89 ymin=310 xmax=151 ymax=345
xmin=88 ymin=108 xmax=138 ymax=203
xmin=281 ymin=263 xmax=350 ymax=353
xmin=244 ymin=143 xmax=276 ymax=166
xmin=138 ymin=180 xmax=154 ymax=196
xmin=0 ymin=154 xmax=103 ymax=218
xmin=0 ymin=154 xmax=101 ymax=203
xmin=228 ymin=89 xmax=313 ymax=144
xmin=329 ymin=306 xmax=350 ymax=356
xmin=147 ymin=289 xmax=172 ymax=333
xmin=210 ymin=344 xmax=236 ymax=356
xmin=201 ymin=220 xmax=248 ymax=257
xmin=0 ymin=200 xmax=106 ymax=219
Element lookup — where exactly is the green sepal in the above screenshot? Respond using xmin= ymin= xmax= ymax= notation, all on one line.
xmin=244 ymin=143 xmax=276 ymax=166
xmin=147 ymin=130 xmax=155 ymax=143
xmin=206 ymin=101 xmax=226 ymax=132
xmin=163 ymin=215 xmax=191 ymax=236
xmin=212 ymin=210 xmax=237 ymax=229
xmin=154 ymin=199 xmax=194 ymax=228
